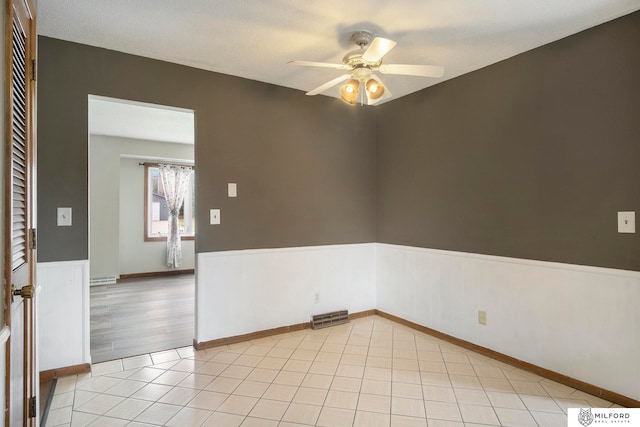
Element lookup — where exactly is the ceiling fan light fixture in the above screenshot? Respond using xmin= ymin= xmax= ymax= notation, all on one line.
xmin=366 ymin=79 xmax=385 ymax=100
xmin=290 ymin=30 xmax=443 ymax=106
xmin=340 ymin=79 xmax=360 ymax=104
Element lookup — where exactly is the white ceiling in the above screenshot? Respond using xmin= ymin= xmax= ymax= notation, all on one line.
xmin=88 ymin=96 xmax=194 ymax=144
xmin=39 ymin=1 xmax=640 ymax=106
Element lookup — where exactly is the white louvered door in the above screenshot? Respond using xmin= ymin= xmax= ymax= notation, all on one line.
xmin=5 ymin=0 xmax=37 ymax=425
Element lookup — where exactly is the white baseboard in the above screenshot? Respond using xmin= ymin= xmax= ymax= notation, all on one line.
xmin=89 ymin=275 xmax=117 ymax=286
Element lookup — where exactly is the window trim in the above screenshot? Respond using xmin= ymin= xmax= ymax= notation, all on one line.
xmin=143 ymin=162 xmax=195 ymax=242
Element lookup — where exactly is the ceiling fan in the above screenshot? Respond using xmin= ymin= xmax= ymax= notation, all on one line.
xmin=289 ymin=30 xmax=444 ymax=106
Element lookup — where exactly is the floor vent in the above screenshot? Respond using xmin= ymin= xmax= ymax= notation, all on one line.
xmin=311 ymin=310 xmax=349 ymax=330
xmin=90 ymin=276 xmax=117 ymax=286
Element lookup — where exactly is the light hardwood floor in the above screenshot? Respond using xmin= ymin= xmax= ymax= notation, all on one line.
xmin=90 ymin=274 xmax=195 ymax=363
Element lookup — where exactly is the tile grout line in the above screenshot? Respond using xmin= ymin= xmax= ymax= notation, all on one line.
xmin=46 ymin=316 xmax=613 ymax=427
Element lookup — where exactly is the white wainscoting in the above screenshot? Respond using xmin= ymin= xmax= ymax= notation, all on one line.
xmin=196 ymin=243 xmax=377 ymax=343
xmin=37 ymin=260 xmax=91 ymax=371
xmin=376 ymin=243 xmax=640 ymax=400
xmin=35 ymin=245 xmax=639 ymax=401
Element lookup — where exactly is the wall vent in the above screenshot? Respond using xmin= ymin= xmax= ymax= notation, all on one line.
xmin=311 ymin=310 xmax=349 ymax=329
xmin=90 ymin=275 xmax=117 ymax=286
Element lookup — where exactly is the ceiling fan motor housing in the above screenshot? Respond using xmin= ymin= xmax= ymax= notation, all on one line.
xmin=343 ymin=50 xmax=380 ymax=68
xmin=343 ymin=31 xmax=382 ymax=69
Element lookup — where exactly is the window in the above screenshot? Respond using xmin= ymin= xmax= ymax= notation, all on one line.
xmin=144 ymin=163 xmax=195 ymax=241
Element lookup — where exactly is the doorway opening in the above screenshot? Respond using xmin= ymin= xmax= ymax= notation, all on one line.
xmin=88 ymin=95 xmax=196 ymax=363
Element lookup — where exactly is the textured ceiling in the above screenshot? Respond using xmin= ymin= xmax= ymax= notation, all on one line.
xmin=39 ymin=1 xmax=640 ymax=105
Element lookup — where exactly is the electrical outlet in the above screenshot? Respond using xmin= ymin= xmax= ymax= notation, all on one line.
xmin=314 ymin=293 xmax=320 ymax=304
xmin=210 ymin=209 xmax=220 ymax=225
xmin=478 ymin=310 xmax=487 ymax=325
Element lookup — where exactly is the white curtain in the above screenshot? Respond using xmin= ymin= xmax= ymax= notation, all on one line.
xmin=159 ymin=164 xmax=192 ymax=268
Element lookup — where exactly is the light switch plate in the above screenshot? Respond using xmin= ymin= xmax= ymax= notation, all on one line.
xmin=228 ymin=183 xmax=237 ymax=198
xmin=210 ymin=209 xmax=220 ymax=225
xmin=57 ymin=207 xmax=72 ymax=226
xmin=618 ymin=211 xmax=635 ymax=233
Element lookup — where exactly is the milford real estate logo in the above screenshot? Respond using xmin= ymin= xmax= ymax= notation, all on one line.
xmin=578 ymin=408 xmax=594 ymax=426
xmin=568 ymin=408 xmax=638 ymax=426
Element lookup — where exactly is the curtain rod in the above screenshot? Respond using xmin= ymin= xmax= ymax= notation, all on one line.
xmin=138 ymin=161 xmax=194 ymax=168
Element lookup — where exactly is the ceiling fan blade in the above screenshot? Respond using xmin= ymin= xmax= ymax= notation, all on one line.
xmin=362 ymin=37 xmax=397 ymax=63
xmin=288 ymin=60 xmax=349 ymax=70
xmin=306 ymin=74 xmax=351 ymax=96
xmin=378 ymin=64 xmax=444 ymax=78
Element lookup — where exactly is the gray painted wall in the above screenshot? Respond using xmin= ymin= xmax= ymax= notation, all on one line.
xmin=37 ymin=36 xmax=377 ymax=261
xmin=376 ymin=11 xmax=640 ymax=271
xmin=38 ymin=11 xmax=640 ymax=271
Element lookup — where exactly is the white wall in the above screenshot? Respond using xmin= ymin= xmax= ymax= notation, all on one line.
xmin=89 ymin=134 xmax=194 ymax=279
xmin=89 ymin=137 xmax=119 ymax=278
xmin=39 ymin=243 xmax=376 ymax=370
xmin=376 ymin=243 xmax=640 ymax=401
xmin=0 ymin=328 xmax=8 ymax=427
xmin=37 ymin=261 xmax=90 ymax=371
xmin=196 ymin=244 xmax=377 ymax=343
xmin=38 ymin=242 xmax=639 ymax=401
xmin=119 ymin=157 xmax=194 ymax=275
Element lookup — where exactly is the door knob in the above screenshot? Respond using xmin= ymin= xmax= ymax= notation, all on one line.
xmin=12 ymin=284 xmax=34 ymax=299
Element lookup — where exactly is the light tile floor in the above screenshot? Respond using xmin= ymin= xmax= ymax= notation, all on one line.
xmin=46 ymin=316 xmax=620 ymax=426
